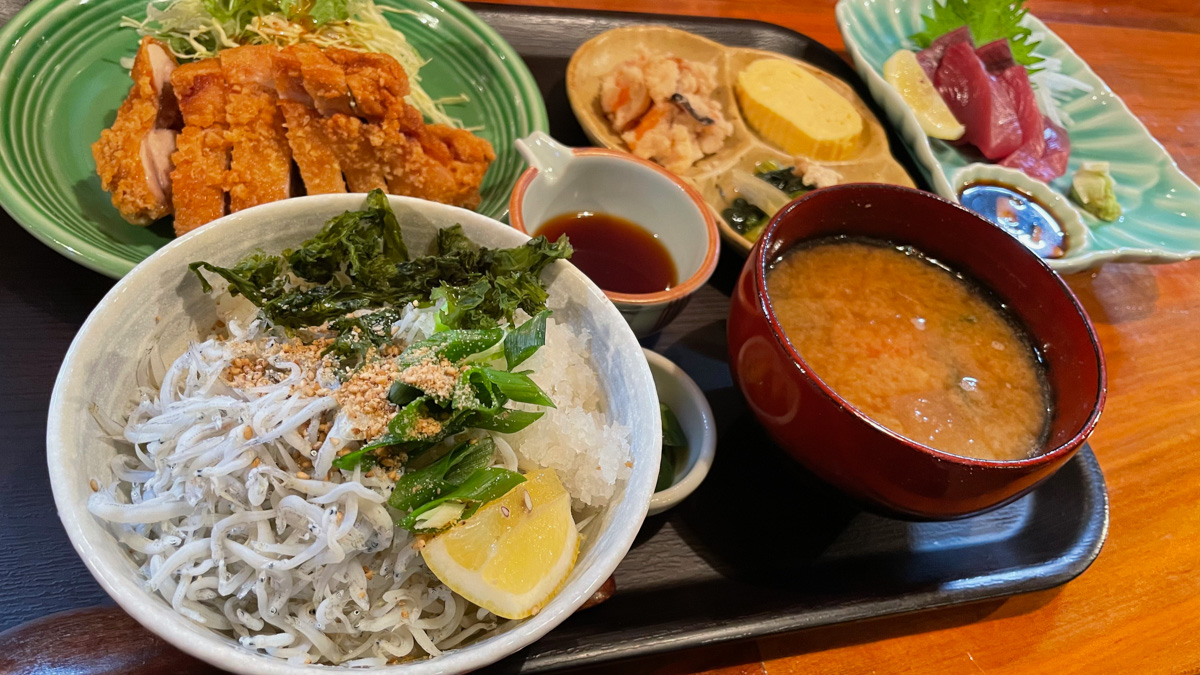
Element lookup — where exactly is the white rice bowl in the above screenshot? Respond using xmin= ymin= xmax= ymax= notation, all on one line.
xmin=46 ymin=195 xmax=660 ymax=675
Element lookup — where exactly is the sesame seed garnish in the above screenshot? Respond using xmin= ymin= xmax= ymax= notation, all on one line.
xmin=89 ymin=478 xmax=99 ymax=492
xmin=295 ymin=471 xmax=310 ymax=480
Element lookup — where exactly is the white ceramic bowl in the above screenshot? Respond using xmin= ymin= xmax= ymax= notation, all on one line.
xmin=46 ymin=195 xmax=661 ymax=675
xmin=509 ymin=133 xmax=719 ymax=338
xmin=643 ymin=350 xmax=716 ymax=516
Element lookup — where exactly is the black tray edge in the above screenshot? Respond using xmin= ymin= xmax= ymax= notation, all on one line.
xmin=516 ymin=447 xmax=1109 ymax=671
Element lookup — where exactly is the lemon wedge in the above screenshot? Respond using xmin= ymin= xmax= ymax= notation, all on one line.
xmin=883 ymin=50 xmax=965 ymax=141
xmin=420 ymin=468 xmax=579 ymax=620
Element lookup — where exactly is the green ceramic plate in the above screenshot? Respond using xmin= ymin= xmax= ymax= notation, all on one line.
xmin=0 ymin=0 xmax=547 ymax=278
xmin=836 ymin=0 xmax=1200 ymax=273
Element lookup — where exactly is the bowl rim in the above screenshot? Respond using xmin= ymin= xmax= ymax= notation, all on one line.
xmin=45 ymin=194 xmax=658 ymax=675
xmin=508 ymin=147 xmax=721 ymax=306
xmin=643 ymin=349 xmax=717 ymax=515
xmin=752 ymin=183 xmax=1108 ymax=469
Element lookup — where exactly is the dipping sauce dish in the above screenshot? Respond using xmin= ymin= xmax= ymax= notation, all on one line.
xmin=510 ymin=132 xmax=720 ymax=337
xmin=728 ymin=184 xmax=1106 ymax=519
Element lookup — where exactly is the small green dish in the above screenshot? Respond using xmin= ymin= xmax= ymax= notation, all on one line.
xmin=0 ymin=0 xmax=548 ymax=278
xmin=835 ymin=0 xmax=1200 ymax=273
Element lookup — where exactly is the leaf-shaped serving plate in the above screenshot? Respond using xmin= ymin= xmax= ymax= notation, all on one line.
xmin=566 ymin=25 xmax=914 ymax=255
xmin=836 ymin=0 xmax=1200 ymax=273
xmin=0 ymin=0 xmax=547 ymax=278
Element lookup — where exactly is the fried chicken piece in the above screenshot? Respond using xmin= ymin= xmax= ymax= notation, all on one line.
xmin=170 ymin=60 xmax=230 ymax=235
xmin=220 ymin=45 xmax=292 ymax=212
xmin=324 ymin=114 xmax=387 ymax=192
xmin=280 ymin=101 xmax=346 ymax=194
xmin=380 ymin=121 xmax=495 ymax=209
xmin=425 ymin=125 xmax=495 ymax=207
xmin=325 ymin=48 xmax=409 ymax=121
xmin=273 ymin=49 xmax=346 ymax=195
xmin=92 ymin=37 xmax=180 ymax=225
xmin=271 ymin=47 xmax=312 ymax=105
xmin=289 ymin=44 xmax=354 ymax=117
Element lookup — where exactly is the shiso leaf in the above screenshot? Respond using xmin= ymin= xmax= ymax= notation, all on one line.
xmin=911 ymin=0 xmax=1043 ymax=71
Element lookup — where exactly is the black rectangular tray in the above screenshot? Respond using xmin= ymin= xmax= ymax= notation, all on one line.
xmin=463 ymin=4 xmax=1110 ymax=672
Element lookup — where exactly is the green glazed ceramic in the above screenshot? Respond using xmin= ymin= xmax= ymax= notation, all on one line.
xmin=836 ymin=0 xmax=1200 ymax=273
xmin=0 ymin=0 xmax=548 ymax=278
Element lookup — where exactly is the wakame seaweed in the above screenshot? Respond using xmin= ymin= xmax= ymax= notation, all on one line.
xmin=191 ymin=190 xmax=572 ymax=333
xmin=721 ymin=198 xmax=768 ymax=235
xmin=755 ymin=166 xmax=810 ymax=198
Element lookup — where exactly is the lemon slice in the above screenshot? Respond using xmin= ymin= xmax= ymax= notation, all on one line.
xmin=421 ymin=468 xmax=579 ymax=619
xmin=883 ymin=50 xmax=965 ymax=141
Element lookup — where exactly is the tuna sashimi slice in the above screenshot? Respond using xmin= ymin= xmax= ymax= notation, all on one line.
xmin=1041 ymin=118 xmax=1070 ymax=176
xmin=996 ymin=63 xmax=1047 ymax=167
xmin=916 ymin=26 xmax=973 ymax=81
xmin=976 ymin=39 xmax=1017 ymax=74
xmin=1002 ymin=116 xmax=1070 ymax=182
xmin=934 ymin=41 xmax=1022 ymax=160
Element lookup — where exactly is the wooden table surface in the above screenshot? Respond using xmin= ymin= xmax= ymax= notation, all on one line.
xmin=1 ymin=1 xmax=1197 ymax=674
xmin=482 ymin=0 xmax=1196 ymax=673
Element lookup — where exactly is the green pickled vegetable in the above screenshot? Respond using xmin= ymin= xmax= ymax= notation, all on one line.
xmin=656 ymin=403 xmax=689 ymax=492
xmin=755 ymin=164 xmax=810 ymax=198
xmin=722 ymin=198 xmax=768 ymax=238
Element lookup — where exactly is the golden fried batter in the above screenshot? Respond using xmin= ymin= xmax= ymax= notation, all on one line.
xmin=220 ymin=45 xmax=292 ymax=212
xmin=380 ymin=121 xmax=494 ymax=209
xmin=92 ymin=37 xmax=179 ymax=225
xmin=289 ymin=44 xmax=354 ymax=117
xmin=280 ymin=101 xmax=346 ymax=195
xmin=324 ymin=114 xmax=387 ymax=192
xmin=326 ymin=48 xmax=409 ymax=121
xmin=97 ymin=43 xmax=495 ymax=231
xmin=170 ymin=60 xmax=229 ymax=235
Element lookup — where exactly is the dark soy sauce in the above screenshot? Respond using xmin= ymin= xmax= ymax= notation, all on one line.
xmin=959 ymin=181 xmax=1067 ymax=259
xmin=537 ymin=211 xmax=677 ymax=294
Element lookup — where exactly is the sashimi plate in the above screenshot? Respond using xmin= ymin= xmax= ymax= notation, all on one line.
xmin=0 ymin=0 xmax=548 ymax=279
xmin=835 ymin=0 xmax=1200 ymax=273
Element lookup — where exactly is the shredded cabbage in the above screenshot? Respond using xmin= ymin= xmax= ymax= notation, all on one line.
xmin=121 ymin=0 xmax=467 ymax=127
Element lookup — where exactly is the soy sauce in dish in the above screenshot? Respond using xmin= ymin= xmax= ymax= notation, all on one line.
xmin=537 ymin=211 xmax=677 ymax=294
xmin=959 ymin=181 xmax=1066 ymax=259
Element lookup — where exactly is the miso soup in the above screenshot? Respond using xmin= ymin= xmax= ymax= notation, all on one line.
xmin=767 ymin=237 xmax=1051 ymax=461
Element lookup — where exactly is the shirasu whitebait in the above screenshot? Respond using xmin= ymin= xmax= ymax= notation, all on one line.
xmin=89 ymin=306 xmax=502 ymax=665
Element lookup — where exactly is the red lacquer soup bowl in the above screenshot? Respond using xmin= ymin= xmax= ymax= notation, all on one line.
xmin=727 ymin=184 xmax=1106 ymax=519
